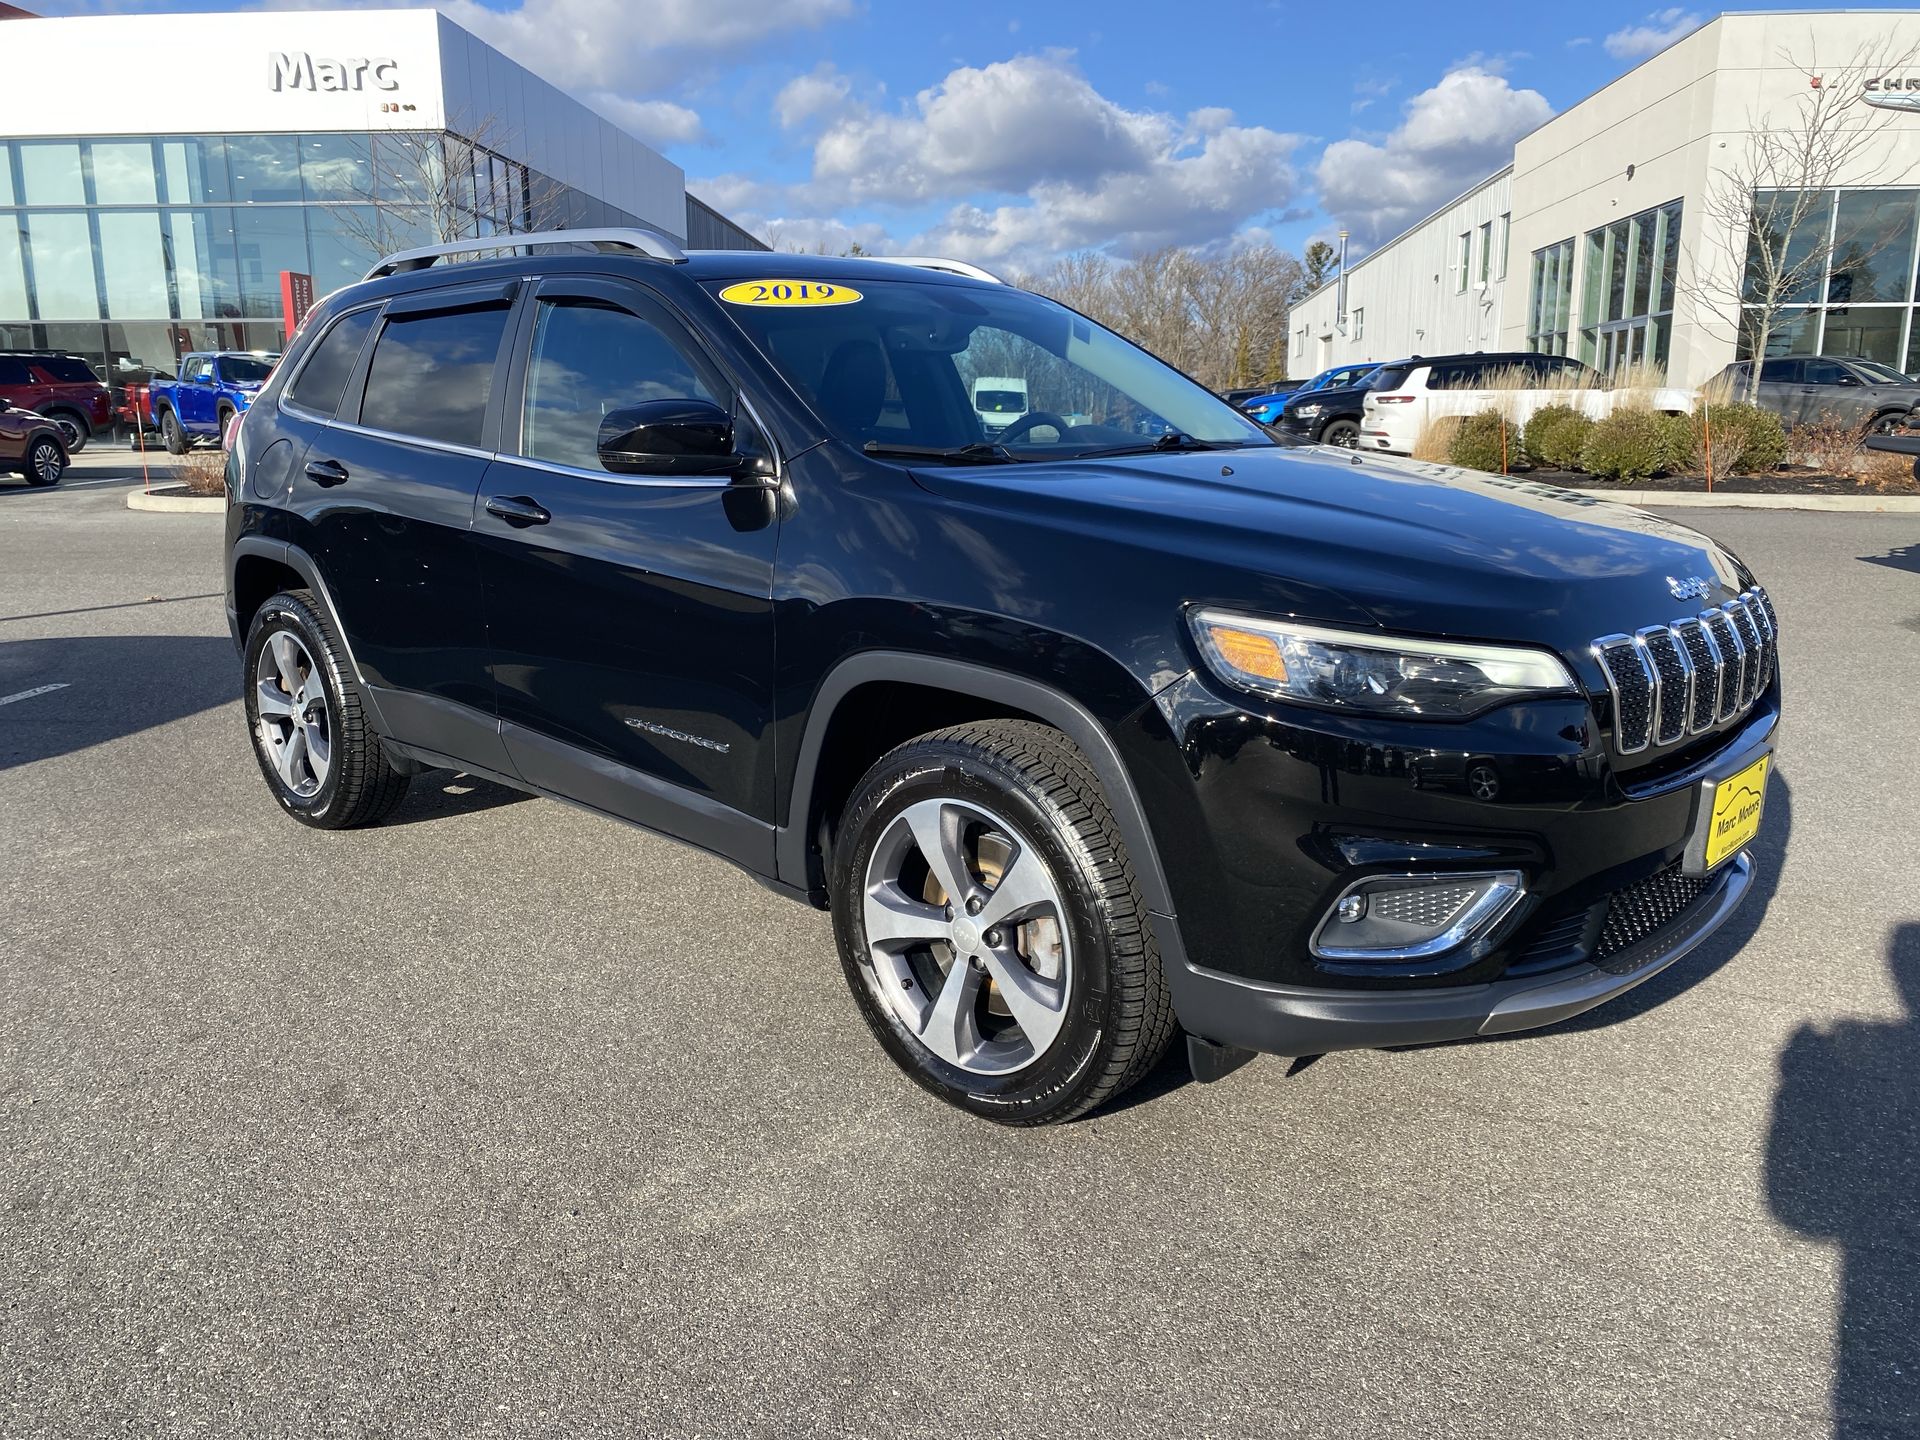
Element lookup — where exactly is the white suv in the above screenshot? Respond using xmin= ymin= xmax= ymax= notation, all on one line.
xmin=1360 ymin=352 xmax=1693 ymax=455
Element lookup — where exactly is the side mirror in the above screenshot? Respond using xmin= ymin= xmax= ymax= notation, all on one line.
xmin=597 ymin=398 xmax=753 ymax=478
xmin=1836 ymin=374 xmax=1861 ymax=387
xmin=0 ymin=398 xmax=10 ymax=412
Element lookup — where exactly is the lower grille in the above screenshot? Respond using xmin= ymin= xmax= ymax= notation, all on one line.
xmin=1594 ymin=862 xmax=1711 ymax=969
xmin=1592 ymin=588 xmax=1777 ymax=754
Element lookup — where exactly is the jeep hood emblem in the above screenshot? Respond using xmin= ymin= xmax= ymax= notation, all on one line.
xmin=1667 ymin=575 xmax=1712 ymax=601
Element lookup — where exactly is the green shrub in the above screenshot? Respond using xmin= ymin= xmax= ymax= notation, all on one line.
xmin=1522 ymin=403 xmax=1595 ymax=470
xmin=1447 ymin=409 xmax=1519 ymax=472
xmin=1578 ymin=409 xmax=1670 ymax=482
xmin=1684 ymin=402 xmax=1785 ymax=476
xmin=1654 ymin=412 xmax=1698 ymax=476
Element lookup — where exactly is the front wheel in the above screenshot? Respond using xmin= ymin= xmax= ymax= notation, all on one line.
xmin=23 ymin=436 xmax=64 ymax=486
xmin=243 ymin=589 xmax=411 ymax=829
xmin=830 ymin=720 xmax=1176 ymax=1125
xmin=1318 ymin=418 xmax=1360 ymax=449
xmin=1866 ymin=410 xmax=1905 ymax=437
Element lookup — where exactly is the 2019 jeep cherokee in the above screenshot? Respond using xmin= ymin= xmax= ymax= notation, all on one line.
xmin=224 ymin=230 xmax=1781 ymax=1125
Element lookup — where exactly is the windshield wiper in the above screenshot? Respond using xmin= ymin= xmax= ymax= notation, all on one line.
xmin=862 ymin=440 xmax=1022 ymax=465
xmin=1068 ymin=432 xmax=1265 ymax=459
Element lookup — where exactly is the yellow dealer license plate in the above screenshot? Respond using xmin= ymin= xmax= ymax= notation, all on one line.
xmin=1704 ymin=754 xmax=1769 ymax=870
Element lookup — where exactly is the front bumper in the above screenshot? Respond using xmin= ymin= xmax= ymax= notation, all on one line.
xmin=1164 ymin=850 xmax=1753 ymax=1055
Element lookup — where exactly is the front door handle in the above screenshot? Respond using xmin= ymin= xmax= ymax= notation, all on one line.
xmin=485 ymin=495 xmax=551 ymax=527
xmin=304 ymin=458 xmax=349 ymax=486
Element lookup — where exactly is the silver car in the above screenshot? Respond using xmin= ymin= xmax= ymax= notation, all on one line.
xmin=1713 ymin=355 xmax=1920 ymax=433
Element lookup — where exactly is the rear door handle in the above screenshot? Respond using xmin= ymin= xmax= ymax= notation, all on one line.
xmin=484 ymin=495 xmax=551 ymax=527
xmin=304 ymin=458 xmax=349 ymax=486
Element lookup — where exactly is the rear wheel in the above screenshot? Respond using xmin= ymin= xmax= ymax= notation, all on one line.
xmin=51 ymin=413 xmax=89 ymax=454
xmin=1866 ymin=410 xmax=1905 ymax=437
xmin=23 ymin=436 xmax=64 ymax=486
xmin=830 ymin=719 xmax=1176 ymax=1125
xmin=243 ymin=589 xmax=411 ymax=829
xmin=159 ymin=407 xmax=188 ymax=455
xmin=1319 ymin=418 xmax=1360 ymax=448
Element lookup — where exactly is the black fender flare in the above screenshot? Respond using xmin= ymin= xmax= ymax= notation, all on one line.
xmin=228 ymin=535 xmax=369 ymax=691
xmin=778 ymin=651 xmax=1179 ymax=931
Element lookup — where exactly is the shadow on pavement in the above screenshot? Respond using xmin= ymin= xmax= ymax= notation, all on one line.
xmin=1767 ymin=923 xmax=1920 ymax=1438
xmin=1858 ymin=542 xmax=1920 ymax=575
xmin=0 ymin=633 xmax=238 ymax=771
xmin=386 ymin=771 xmax=533 ymax=826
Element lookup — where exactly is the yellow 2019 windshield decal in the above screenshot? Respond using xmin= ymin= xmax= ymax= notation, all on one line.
xmin=718 ymin=280 xmax=863 ymax=307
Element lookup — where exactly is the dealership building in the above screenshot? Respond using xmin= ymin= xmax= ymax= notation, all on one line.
xmin=1290 ymin=9 xmax=1920 ymax=390
xmin=0 ymin=6 xmax=764 ymax=399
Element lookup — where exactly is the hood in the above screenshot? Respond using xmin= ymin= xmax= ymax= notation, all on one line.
xmin=909 ymin=445 xmax=1752 ymax=651
xmin=1283 ymin=384 xmax=1368 ymax=413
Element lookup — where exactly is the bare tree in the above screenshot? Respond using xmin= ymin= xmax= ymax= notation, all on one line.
xmin=1687 ymin=35 xmax=1920 ymax=403
xmin=324 ymin=115 xmax=569 ymax=259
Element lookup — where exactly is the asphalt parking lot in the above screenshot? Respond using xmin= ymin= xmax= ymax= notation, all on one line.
xmin=2 ymin=474 xmax=1917 ymax=1439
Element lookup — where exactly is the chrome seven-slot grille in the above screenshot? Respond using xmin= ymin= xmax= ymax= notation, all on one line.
xmin=1592 ymin=589 xmax=1778 ymax=755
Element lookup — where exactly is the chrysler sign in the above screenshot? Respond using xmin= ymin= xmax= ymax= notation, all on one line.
xmin=270 ymin=51 xmax=399 ymax=92
xmin=1862 ymin=76 xmax=1920 ymax=112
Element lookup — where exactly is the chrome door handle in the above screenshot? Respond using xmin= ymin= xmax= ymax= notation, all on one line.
xmin=304 ymin=458 xmax=349 ymax=486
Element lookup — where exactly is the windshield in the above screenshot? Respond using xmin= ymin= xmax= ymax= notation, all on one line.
xmin=221 ymin=356 xmax=277 ymax=385
xmin=711 ymin=277 xmax=1274 ymax=458
xmin=1850 ymin=359 xmax=1913 ymax=386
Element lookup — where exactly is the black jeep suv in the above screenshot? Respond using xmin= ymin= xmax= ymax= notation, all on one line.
xmin=224 ymin=230 xmax=1781 ymax=1124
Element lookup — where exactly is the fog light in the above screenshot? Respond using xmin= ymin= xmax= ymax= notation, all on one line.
xmin=1310 ymin=870 xmax=1526 ymax=964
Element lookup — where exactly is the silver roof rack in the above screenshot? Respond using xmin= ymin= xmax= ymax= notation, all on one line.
xmin=365 ymin=226 xmax=687 ymax=280
xmin=868 ymin=255 xmax=1006 ymax=285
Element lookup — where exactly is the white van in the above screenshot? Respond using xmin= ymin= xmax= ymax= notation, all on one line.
xmin=972 ymin=376 xmax=1029 ymax=434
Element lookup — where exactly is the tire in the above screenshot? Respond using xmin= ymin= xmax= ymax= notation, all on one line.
xmin=829 ymin=719 xmax=1177 ymax=1125
xmin=1866 ymin=410 xmax=1904 ymax=437
xmin=50 ymin=412 xmax=89 ymax=454
xmin=217 ymin=405 xmax=235 ymax=445
xmin=159 ymin=407 xmax=188 ymax=455
xmin=23 ymin=436 xmax=64 ymax=487
xmin=1318 ymin=418 xmax=1360 ymax=449
xmin=243 ymin=589 xmax=411 ymax=830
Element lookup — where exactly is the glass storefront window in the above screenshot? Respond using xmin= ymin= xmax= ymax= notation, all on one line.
xmin=1828 ymin=190 xmax=1918 ymax=304
xmin=232 ymin=206 xmax=309 ymax=317
xmin=224 ymin=135 xmax=303 ymax=204
xmin=308 ymin=208 xmax=380 ymax=295
xmin=1741 ymin=306 xmax=1819 ymax=357
xmin=0 ymin=219 xmax=28 ymax=321
xmin=1580 ymin=199 xmax=1682 ymax=372
xmin=160 ymin=138 xmax=231 ymax=205
xmin=18 ymin=142 xmax=84 ymax=206
xmin=27 ymin=212 xmax=99 ymax=318
xmin=89 ymin=141 xmax=159 ymax=205
xmin=0 ymin=152 xmax=13 ymax=207
xmin=1527 ymin=237 xmax=1575 ymax=354
xmin=1819 ymin=306 xmax=1906 ymax=365
xmin=167 ymin=209 xmax=241 ymax=319
xmin=98 ymin=211 xmax=171 ymax=315
xmin=1747 ymin=189 xmax=1834 ymax=306
xmin=301 ymin=134 xmax=372 ymax=204
xmin=106 ymin=322 xmax=183 ymax=378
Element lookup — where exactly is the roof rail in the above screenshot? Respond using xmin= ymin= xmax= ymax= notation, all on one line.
xmin=364 ymin=227 xmax=688 ymax=280
xmin=868 ymin=255 xmax=1006 ymax=285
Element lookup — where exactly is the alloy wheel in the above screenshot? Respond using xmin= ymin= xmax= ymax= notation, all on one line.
xmin=54 ymin=417 xmax=83 ymax=450
xmin=860 ymin=797 xmax=1072 ymax=1076
xmin=30 ymin=442 xmax=61 ymax=484
xmin=253 ymin=630 xmax=332 ymax=798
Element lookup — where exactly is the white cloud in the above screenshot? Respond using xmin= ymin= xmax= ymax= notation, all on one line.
xmin=774 ymin=64 xmax=855 ymax=130
xmin=438 ymin=0 xmax=854 ymax=91
xmin=751 ymin=51 xmax=1301 ymax=264
xmin=1604 ymin=8 xmax=1703 ymax=60
xmin=1315 ymin=63 xmax=1552 ymax=245
xmin=587 ymin=94 xmax=709 ymax=147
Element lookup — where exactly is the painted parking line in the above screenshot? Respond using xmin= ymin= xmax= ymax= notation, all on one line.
xmin=0 ymin=683 xmax=70 ymax=708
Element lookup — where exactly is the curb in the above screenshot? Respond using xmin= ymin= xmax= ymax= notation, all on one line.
xmin=1573 ymin=488 xmax=1920 ymax=512
xmin=125 ymin=482 xmax=223 ymax=514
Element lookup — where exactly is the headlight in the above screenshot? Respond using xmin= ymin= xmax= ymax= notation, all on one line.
xmin=1293 ymin=403 xmax=1324 ymax=418
xmin=1190 ymin=610 xmax=1577 ymax=718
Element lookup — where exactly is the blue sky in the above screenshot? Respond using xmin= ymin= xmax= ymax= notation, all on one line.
xmin=44 ymin=1 xmax=1909 ymax=265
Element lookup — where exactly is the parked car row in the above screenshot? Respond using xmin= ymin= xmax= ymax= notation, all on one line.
xmin=1706 ymin=356 xmax=1920 ymax=434
xmin=0 ymin=396 xmax=69 ymax=486
xmin=0 ymin=352 xmax=109 ymax=453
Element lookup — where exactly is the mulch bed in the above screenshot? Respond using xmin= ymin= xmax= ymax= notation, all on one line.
xmin=1521 ymin=465 xmax=1916 ymax=496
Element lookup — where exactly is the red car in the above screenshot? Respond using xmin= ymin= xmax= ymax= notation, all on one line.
xmin=0 ymin=397 xmax=67 ymax=486
xmin=0 ymin=352 xmax=111 ymax=453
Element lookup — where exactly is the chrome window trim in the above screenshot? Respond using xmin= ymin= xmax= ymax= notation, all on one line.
xmin=327 ymin=417 xmax=497 ymax=462
xmin=493 ymin=451 xmax=733 ymax=490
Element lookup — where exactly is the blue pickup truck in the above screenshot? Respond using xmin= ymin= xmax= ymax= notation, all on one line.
xmin=148 ymin=351 xmax=279 ymax=453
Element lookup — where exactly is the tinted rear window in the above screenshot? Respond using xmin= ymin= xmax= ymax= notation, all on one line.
xmin=0 ymin=358 xmax=30 ymax=385
xmin=357 ymin=304 xmax=509 ymax=447
xmin=1368 ymin=365 xmax=1414 ymax=391
xmin=288 ymin=309 xmax=377 ymax=418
